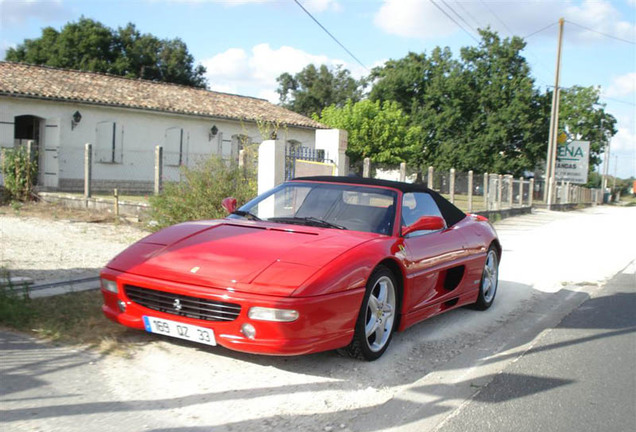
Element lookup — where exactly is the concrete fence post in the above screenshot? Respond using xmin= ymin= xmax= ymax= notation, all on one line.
xmin=506 ymin=175 xmax=513 ymax=209
xmin=519 ymin=176 xmax=524 ymax=207
xmin=399 ymin=162 xmax=406 ymax=182
xmin=238 ymin=149 xmax=247 ymax=178
xmin=113 ymin=188 xmax=119 ymax=217
xmin=427 ymin=166 xmax=434 ymax=189
xmin=529 ymin=178 xmax=535 ymax=207
xmin=26 ymin=140 xmax=34 ymax=194
xmin=316 ymin=129 xmax=348 ymax=176
xmin=238 ymin=149 xmax=245 ymax=169
xmin=258 ymin=139 xmax=285 ymax=195
xmin=84 ymin=143 xmax=92 ymax=199
xmin=449 ymin=168 xmax=455 ymax=204
xmin=363 ymin=157 xmax=371 ymax=178
xmin=497 ymin=174 xmax=503 ymax=210
xmin=565 ymin=182 xmax=570 ymax=204
xmin=483 ymin=172 xmax=489 ymax=210
xmin=26 ymin=140 xmax=34 ymax=162
xmin=467 ymin=170 xmax=473 ymax=213
xmin=560 ymin=180 xmax=564 ymax=204
xmin=154 ymin=145 xmax=163 ymax=195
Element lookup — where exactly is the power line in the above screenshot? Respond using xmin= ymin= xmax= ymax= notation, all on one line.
xmin=439 ymin=0 xmax=478 ymax=35
xmin=478 ymin=0 xmax=514 ymax=36
xmin=565 ymin=19 xmax=636 ymax=45
xmin=475 ymin=0 xmax=554 ymax=87
xmin=455 ymin=1 xmax=481 ymax=30
xmin=429 ymin=0 xmax=479 ymax=43
xmin=524 ymin=21 xmax=559 ymax=39
xmin=600 ymin=95 xmax=636 ymax=107
xmin=292 ymin=0 xmax=368 ymax=71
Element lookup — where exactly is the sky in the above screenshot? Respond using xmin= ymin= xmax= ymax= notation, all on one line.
xmin=1 ymin=0 xmax=634 ymax=178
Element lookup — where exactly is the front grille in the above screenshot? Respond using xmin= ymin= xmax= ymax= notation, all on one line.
xmin=124 ymin=285 xmax=241 ymax=322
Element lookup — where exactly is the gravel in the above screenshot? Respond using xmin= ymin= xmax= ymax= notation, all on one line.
xmin=0 ymin=215 xmax=148 ymax=284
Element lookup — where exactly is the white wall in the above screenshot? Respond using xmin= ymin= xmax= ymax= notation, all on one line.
xmin=0 ymin=97 xmax=317 ymax=192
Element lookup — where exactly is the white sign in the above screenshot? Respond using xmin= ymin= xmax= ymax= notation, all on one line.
xmin=555 ymin=140 xmax=590 ymax=184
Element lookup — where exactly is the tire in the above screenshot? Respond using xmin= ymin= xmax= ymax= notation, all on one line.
xmin=473 ymin=245 xmax=499 ymax=310
xmin=345 ymin=266 xmax=398 ymax=361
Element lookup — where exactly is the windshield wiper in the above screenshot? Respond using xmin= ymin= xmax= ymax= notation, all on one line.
xmin=231 ymin=210 xmax=261 ymax=221
xmin=268 ymin=216 xmax=346 ymax=230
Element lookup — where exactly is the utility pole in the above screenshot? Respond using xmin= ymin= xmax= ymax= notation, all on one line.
xmin=612 ymin=154 xmax=617 ymax=190
xmin=601 ymin=118 xmax=608 ymax=191
xmin=544 ymin=17 xmax=565 ymax=207
xmin=602 ymin=129 xmax=612 ymax=193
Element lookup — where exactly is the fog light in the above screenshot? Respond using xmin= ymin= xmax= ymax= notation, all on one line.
xmin=101 ymin=278 xmax=118 ymax=293
xmin=117 ymin=300 xmax=126 ymax=312
xmin=248 ymin=307 xmax=299 ymax=322
xmin=241 ymin=323 xmax=256 ymax=339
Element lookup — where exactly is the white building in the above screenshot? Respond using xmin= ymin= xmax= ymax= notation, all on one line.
xmin=0 ymin=61 xmax=325 ymax=193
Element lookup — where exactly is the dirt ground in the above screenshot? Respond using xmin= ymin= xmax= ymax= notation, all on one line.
xmin=0 ymin=201 xmax=148 ymax=284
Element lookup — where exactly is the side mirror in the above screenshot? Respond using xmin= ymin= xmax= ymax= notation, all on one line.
xmin=221 ymin=197 xmax=237 ymax=214
xmin=402 ymin=215 xmax=445 ymax=236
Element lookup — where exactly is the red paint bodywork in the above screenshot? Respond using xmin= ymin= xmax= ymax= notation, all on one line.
xmin=101 ymin=180 xmax=500 ymax=356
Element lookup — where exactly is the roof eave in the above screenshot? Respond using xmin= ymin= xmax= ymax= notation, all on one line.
xmin=0 ymin=91 xmax=327 ymax=130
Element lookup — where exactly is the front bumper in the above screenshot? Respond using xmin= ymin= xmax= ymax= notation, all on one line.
xmin=100 ymin=268 xmax=365 ymax=356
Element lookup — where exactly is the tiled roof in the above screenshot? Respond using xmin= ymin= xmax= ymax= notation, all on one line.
xmin=0 ymin=61 xmax=325 ymax=129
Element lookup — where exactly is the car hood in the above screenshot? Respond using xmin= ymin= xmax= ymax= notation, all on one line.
xmin=107 ymin=220 xmax=376 ymax=296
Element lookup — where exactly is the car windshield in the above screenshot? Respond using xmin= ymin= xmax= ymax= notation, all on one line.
xmin=232 ymin=182 xmax=397 ymax=235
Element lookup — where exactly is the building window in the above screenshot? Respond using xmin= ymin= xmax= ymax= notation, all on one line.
xmin=95 ymin=121 xmax=121 ymax=163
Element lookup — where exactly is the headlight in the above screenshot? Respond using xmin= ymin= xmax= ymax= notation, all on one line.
xmin=101 ymin=278 xmax=118 ymax=293
xmin=248 ymin=307 xmax=299 ymax=322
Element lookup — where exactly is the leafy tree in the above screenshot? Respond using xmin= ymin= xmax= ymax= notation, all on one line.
xmin=557 ymin=85 xmax=617 ymax=170
xmin=276 ymin=64 xmax=363 ymax=117
xmin=370 ymin=30 xmax=553 ymax=176
xmin=317 ymin=100 xmax=422 ymax=167
xmin=370 ymin=48 xmax=466 ymax=170
xmin=5 ymin=18 xmax=207 ymax=88
xmin=456 ymin=30 xmax=548 ymax=175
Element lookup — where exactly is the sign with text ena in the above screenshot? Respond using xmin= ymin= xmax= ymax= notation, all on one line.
xmin=556 ymin=140 xmax=590 ymax=184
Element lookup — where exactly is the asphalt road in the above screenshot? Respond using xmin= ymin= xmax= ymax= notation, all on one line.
xmin=1 ymin=206 xmax=635 ymax=432
xmin=436 ymin=261 xmax=636 ymax=432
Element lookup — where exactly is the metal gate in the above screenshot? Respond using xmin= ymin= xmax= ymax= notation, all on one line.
xmin=285 ymin=146 xmax=335 ymax=180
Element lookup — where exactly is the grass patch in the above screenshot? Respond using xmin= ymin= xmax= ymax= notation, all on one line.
xmin=1 ymin=286 xmax=150 ymax=355
xmin=619 ymin=195 xmax=636 ymax=206
xmin=0 ymin=280 xmax=34 ymax=328
xmin=439 ymin=193 xmax=488 ymax=212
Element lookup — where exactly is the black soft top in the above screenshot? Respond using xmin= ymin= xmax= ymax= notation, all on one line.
xmin=293 ymin=176 xmax=467 ymax=227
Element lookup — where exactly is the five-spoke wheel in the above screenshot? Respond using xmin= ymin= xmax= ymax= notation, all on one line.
xmin=345 ymin=266 xmax=398 ymax=361
xmin=474 ymin=245 xmax=499 ymax=310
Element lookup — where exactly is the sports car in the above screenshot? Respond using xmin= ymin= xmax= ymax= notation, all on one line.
xmin=101 ymin=176 xmax=501 ymax=360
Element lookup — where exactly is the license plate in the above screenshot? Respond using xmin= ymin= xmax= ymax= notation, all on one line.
xmin=142 ymin=316 xmax=216 ymax=346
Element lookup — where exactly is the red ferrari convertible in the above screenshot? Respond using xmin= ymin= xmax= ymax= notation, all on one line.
xmin=101 ymin=176 xmax=500 ymax=360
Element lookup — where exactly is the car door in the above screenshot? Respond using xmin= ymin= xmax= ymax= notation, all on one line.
xmin=400 ymin=192 xmax=470 ymax=313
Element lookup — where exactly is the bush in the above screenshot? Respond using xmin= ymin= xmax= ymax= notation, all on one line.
xmin=1 ymin=146 xmax=38 ymax=202
xmin=148 ymin=155 xmax=257 ymax=230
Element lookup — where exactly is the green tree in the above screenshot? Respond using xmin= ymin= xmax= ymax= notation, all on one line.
xmin=558 ymin=85 xmax=617 ymax=170
xmin=317 ymin=99 xmax=422 ymax=167
xmin=5 ymin=18 xmax=207 ymax=88
xmin=276 ymin=64 xmax=363 ymax=117
xmin=370 ymin=30 xmax=551 ymax=176
xmin=370 ymin=48 xmax=466 ymax=170
xmin=456 ymin=30 xmax=548 ymax=175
